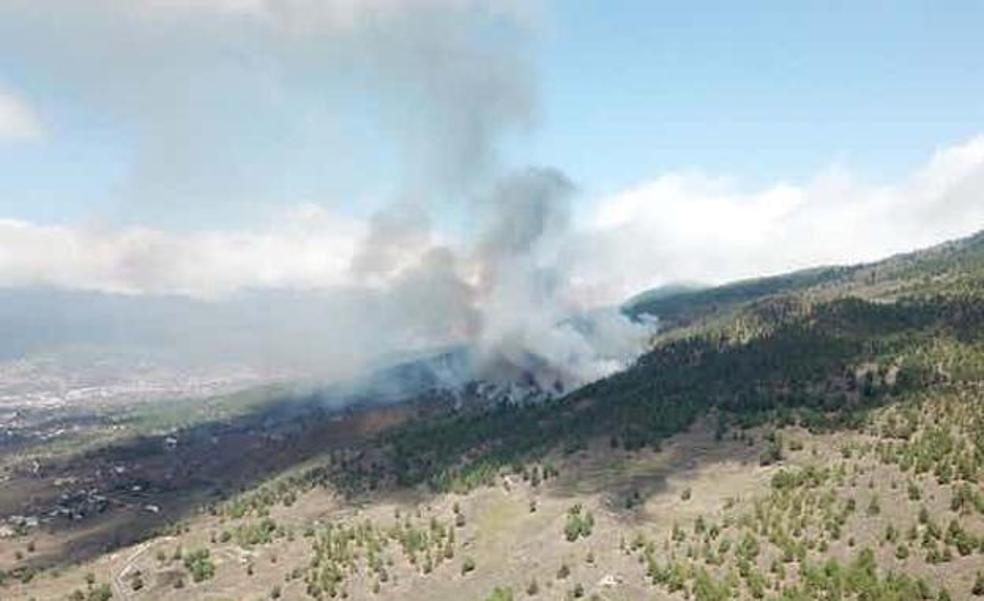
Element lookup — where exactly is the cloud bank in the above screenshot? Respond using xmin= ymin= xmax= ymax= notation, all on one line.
xmin=0 ymin=206 xmax=362 ymax=297
xmin=572 ymin=135 xmax=984 ymax=305
xmin=4 ymin=136 xmax=983 ymax=304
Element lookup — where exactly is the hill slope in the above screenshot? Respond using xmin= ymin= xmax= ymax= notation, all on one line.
xmin=3 ymin=230 xmax=984 ymax=600
xmin=624 ymin=229 xmax=984 ymax=332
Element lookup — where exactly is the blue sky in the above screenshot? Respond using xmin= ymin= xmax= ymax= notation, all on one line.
xmin=1 ymin=1 xmax=984 ymax=304
xmin=2 ymin=1 xmax=983 ymax=227
xmin=527 ymin=1 xmax=984 ymax=197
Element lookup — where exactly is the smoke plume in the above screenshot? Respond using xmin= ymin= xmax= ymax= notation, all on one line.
xmin=0 ymin=0 xmax=654 ymax=394
xmin=344 ymin=165 xmax=655 ymax=392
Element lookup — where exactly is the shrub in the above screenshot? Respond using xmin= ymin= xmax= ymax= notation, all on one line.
xmin=564 ymin=505 xmax=594 ymax=541
xmin=486 ymin=587 xmax=514 ymax=601
xmin=183 ymin=548 xmax=216 ymax=583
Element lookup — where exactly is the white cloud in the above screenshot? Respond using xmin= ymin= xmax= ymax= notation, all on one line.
xmin=0 ymin=205 xmax=364 ymax=298
xmin=571 ymin=135 xmax=984 ymax=305
xmin=4 ymin=136 xmax=984 ymax=306
xmin=0 ymin=87 xmax=43 ymax=142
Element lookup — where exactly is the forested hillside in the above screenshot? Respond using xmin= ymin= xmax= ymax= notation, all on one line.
xmin=5 ymin=230 xmax=984 ymax=601
xmin=342 ymin=229 xmax=984 ymax=495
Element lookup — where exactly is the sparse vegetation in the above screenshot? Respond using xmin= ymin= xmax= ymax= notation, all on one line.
xmin=563 ymin=504 xmax=594 ymax=542
xmin=182 ymin=548 xmax=216 ymax=583
xmin=4 ymin=229 xmax=984 ymax=600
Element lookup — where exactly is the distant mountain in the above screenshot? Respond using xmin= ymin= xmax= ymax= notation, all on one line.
xmin=623 ymin=228 xmax=984 ymax=333
xmin=337 ymin=346 xmax=473 ymax=403
xmin=338 ymin=345 xmax=574 ymax=408
xmin=623 ymin=282 xmax=706 ymax=308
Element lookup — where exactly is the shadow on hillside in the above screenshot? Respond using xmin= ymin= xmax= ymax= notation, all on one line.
xmin=0 ymin=392 xmax=430 ymax=569
xmin=8 ymin=292 xmax=973 ymax=569
xmin=542 ymin=416 xmax=766 ymax=523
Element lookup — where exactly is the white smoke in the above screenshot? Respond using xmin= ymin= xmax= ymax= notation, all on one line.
xmin=466 ymin=168 xmax=654 ymax=388
xmin=0 ymin=0 xmax=537 ymax=218
xmin=340 ymin=167 xmax=656 ymax=390
xmin=0 ymin=0 xmax=652 ymax=391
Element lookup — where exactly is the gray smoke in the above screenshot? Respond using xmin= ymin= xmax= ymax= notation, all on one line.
xmin=0 ymin=0 xmax=655 ymax=395
xmin=466 ymin=169 xmax=654 ymax=389
xmin=0 ymin=0 xmax=537 ymax=220
xmin=346 ymin=167 xmax=656 ymax=393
